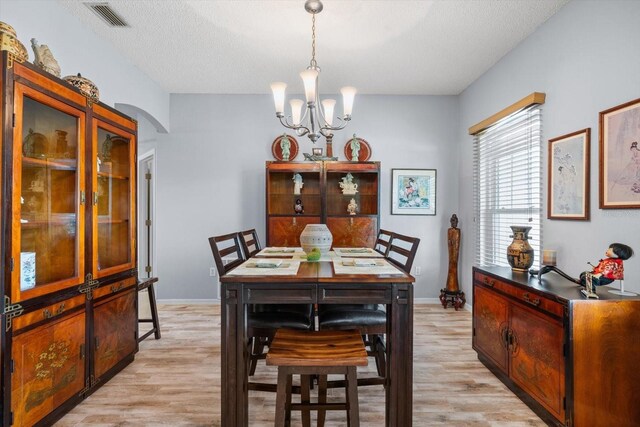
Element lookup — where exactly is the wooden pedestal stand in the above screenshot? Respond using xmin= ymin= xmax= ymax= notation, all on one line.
xmin=440 ymin=214 xmax=466 ymax=310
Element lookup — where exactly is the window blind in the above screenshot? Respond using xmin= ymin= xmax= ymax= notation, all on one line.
xmin=473 ymin=104 xmax=542 ymax=268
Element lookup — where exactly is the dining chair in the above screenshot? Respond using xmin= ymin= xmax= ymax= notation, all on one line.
xmin=374 ymin=228 xmax=393 ymax=256
xmin=239 ymin=228 xmax=261 ymax=257
xmin=209 ymin=232 xmax=314 ymax=378
xmin=237 ymin=228 xmax=315 ymax=375
xmin=385 ymin=231 xmax=420 ymax=274
xmin=318 ymin=231 xmax=420 ymax=381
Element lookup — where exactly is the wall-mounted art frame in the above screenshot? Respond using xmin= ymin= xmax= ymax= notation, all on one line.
xmin=548 ymin=128 xmax=590 ymax=220
xmin=391 ymin=169 xmax=436 ymax=215
xmin=599 ymin=98 xmax=640 ymax=209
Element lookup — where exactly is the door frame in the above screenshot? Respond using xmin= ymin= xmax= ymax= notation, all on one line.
xmin=137 ymin=149 xmax=156 ymax=278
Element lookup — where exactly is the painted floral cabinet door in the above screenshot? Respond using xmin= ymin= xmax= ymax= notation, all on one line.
xmin=472 ymin=285 xmax=509 ymax=372
xmin=11 ymin=312 xmax=86 ymax=427
xmin=93 ymin=289 xmax=137 ymax=378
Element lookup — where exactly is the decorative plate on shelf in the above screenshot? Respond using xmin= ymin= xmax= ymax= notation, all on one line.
xmin=271 ymin=134 xmax=299 ymax=161
xmin=344 ymin=136 xmax=371 ymax=162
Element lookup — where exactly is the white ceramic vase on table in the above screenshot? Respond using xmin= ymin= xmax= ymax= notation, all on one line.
xmin=299 ymin=224 xmax=333 ymax=254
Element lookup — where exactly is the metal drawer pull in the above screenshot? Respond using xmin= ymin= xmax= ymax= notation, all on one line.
xmin=110 ymin=282 xmax=124 ymax=293
xmin=483 ymin=277 xmax=495 ymax=287
xmin=522 ymin=292 xmax=541 ymax=306
xmin=43 ymin=303 xmax=66 ymax=319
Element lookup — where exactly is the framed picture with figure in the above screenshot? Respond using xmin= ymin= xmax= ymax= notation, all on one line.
xmin=599 ymin=98 xmax=640 ymax=209
xmin=391 ymin=169 xmax=436 ymax=215
xmin=548 ymin=128 xmax=590 ymax=220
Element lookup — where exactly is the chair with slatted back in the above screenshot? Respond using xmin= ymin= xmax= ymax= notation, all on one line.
xmin=318 ymin=231 xmax=420 ymax=381
xmin=236 ymin=228 xmax=315 ymax=375
xmin=374 ymin=229 xmax=393 ymax=256
xmin=209 ymin=232 xmax=314 ymax=379
xmin=385 ymin=231 xmax=420 ymax=274
xmin=239 ymin=228 xmax=261 ymax=258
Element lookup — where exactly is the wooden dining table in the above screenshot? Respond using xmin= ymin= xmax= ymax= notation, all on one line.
xmin=219 ymin=250 xmax=415 ymax=426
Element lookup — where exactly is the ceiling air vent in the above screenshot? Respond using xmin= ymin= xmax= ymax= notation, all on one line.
xmin=85 ymin=2 xmax=129 ymax=27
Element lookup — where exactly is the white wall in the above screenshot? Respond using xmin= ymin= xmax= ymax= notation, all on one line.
xmin=458 ymin=0 xmax=640 ymax=299
xmin=3 ymin=0 xmax=170 ymax=132
xmin=144 ymin=94 xmax=459 ymax=300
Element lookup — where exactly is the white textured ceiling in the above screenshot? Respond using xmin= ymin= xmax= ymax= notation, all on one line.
xmin=57 ymin=0 xmax=570 ymax=95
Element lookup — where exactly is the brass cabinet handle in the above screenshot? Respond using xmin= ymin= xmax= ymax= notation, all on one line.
xmin=522 ymin=292 xmax=541 ymax=306
xmin=500 ymin=326 xmax=509 ymax=349
xmin=43 ymin=302 xmax=66 ymax=320
xmin=110 ymin=282 xmax=124 ymax=293
xmin=483 ymin=277 xmax=495 ymax=287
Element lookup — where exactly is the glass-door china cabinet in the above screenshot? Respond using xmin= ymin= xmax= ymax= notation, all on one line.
xmin=1 ymin=52 xmax=138 ymax=427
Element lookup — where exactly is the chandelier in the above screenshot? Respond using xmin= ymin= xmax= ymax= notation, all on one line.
xmin=270 ymin=0 xmax=356 ymax=156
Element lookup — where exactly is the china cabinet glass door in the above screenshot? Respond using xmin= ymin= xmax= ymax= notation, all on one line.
xmin=93 ymin=120 xmax=136 ymax=278
xmin=11 ymin=84 xmax=85 ymax=302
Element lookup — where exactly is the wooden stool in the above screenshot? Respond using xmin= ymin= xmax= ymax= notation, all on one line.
xmin=138 ymin=277 xmax=161 ymax=342
xmin=267 ymin=329 xmax=368 ymax=427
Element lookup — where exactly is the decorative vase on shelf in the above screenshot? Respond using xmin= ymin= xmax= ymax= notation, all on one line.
xmin=507 ymin=225 xmax=534 ymax=272
xmin=299 ymin=224 xmax=333 ymax=255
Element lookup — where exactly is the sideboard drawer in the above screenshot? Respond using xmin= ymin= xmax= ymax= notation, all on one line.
xmin=474 ymin=271 xmax=563 ymax=318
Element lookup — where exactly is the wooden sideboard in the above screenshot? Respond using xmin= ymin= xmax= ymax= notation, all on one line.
xmin=266 ymin=161 xmax=380 ymax=248
xmin=472 ymin=266 xmax=640 ymax=427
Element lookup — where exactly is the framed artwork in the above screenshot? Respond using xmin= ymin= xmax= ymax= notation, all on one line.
xmin=599 ymin=98 xmax=640 ymax=209
xmin=391 ymin=169 xmax=436 ymax=215
xmin=548 ymin=128 xmax=590 ymax=220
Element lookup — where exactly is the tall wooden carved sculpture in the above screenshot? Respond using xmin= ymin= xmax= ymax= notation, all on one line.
xmin=440 ymin=214 xmax=466 ymax=310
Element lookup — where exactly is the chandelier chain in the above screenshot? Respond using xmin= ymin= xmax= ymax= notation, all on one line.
xmin=310 ymin=13 xmax=317 ymax=68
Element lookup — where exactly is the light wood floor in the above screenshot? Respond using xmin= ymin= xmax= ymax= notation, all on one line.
xmin=54 ymin=304 xmax=545 ymax=426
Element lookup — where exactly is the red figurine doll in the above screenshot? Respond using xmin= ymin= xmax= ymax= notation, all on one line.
xmin=579 ymin=243 xmax=634 ymax=289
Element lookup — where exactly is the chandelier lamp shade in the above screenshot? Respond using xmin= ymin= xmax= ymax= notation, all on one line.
xmin=270 ymin=0 xmax=356 ymax=146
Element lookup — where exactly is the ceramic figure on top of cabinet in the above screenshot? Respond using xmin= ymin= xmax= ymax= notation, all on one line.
xmin=347 ymin=198 xmax=357 ymax=215
xmin=0 ymin=21 xmax=29 ymax=63
xmin=31 ymin=38 xmax=61 ymax=77
xmin=293 ymin=173 xmax=304 ymax=195
xmin=280 ymin=134 xmax=291 ymax=161
xmin=579 ymin=243 xmax=633 ymax=291
xmin=339 ymin=172 xmax=358 ymax=195
xmin=349 ymin=134 xmax=360 ymax=161
xmin=506 ymin=225 xmax=534 ymax=272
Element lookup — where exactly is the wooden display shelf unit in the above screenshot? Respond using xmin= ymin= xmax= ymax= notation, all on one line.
xmin=266 ymin=161 xmax=380 ymax=248
xmin=1 ymin=52 xmax=138 ymax=427
xmin=472 ymin=266 xmax=640 ymax=427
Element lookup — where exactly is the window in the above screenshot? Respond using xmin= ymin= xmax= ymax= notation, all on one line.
xmin=473 ymin=103 xmax=542 ymax=268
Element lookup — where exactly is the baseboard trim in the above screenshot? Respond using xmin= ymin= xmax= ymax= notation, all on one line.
xmin=158 ymin=298 xmax=454 ymax=306
xmin=157 ymin=299 xmax=219 ymax=304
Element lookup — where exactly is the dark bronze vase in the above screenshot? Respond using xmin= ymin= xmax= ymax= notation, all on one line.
xmin=507 ymin=225 xmax=534 ymax=272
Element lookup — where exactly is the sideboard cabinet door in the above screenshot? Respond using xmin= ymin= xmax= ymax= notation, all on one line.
xmin=510 ymin=304 xmax=565 ymax=420
xmin=473 ymin=284 xmax=509 ymax=373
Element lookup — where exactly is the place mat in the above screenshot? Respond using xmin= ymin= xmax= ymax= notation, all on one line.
xmin=333 ymin=258 xmax=404 ymax=275
xmin=256 ymin=247 xmax=305 ymax=256
xmin=227 ymin=260 xmax=301 ymax=276
xmin=290 ymin=252 xmax=337 ymax=262
xmin=333 ymin=247 xmax=383 ymax=258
